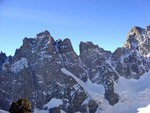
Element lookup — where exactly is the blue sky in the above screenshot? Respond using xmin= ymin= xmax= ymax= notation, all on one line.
xmin=0 ymin=0 xmax=150 ymax=56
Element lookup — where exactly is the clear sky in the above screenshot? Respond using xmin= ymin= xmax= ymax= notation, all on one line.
xmin=0 ymin=0 xmax=150 ymax=56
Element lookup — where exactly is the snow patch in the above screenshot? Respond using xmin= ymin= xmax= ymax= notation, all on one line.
xmin=38 ymin=51 xmax=52 ymax=60
xmin=11 ymin=58 xmax=28 ymax=73
xmin=43 ymin=98 xmax=63 ymax=109
xmin=146 ymin=53 xmax=150 ymax=57
xmin=137 ymin=104 xmax=150 ymax=113
xmin=33 ymin=109 xmax=48 ymax=113
xmin=60 ymin=110 xmax=66 ymax=113
xmin=0 ymin=110 xmax=9 ymax=113
xmin=33 ymin=109 xmax=66 ymax=113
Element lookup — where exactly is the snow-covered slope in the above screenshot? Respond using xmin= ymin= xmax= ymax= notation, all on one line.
xmin=138 ymin=104 xmax=150 ymax=113
xmin=99 ymin=70 xmax=150 ymax=113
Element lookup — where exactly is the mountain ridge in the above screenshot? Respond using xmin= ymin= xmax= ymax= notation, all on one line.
xmin=0 ymin=25 xmax=150 ymax=113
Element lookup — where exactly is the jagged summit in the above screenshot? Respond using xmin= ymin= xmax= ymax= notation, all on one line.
xmin=0 ymin=51 xmax=6 ymax=58
xmin=0 ymin=52 xmax=7 ymax=71
xmin=36 ymin=30 xmax=51 ymax=39
xmin=123 ymin=26 xmax=144 ymax=49
xmin=14 ymin=30 xmax=77 ymax=62
xmin=123 ymin=25 xmax=150 ymax=56
xmin=79 ymin=41 xmax=99 ymax=53
xmin=55 ymin=38 xmax=74 ymax=54
xmin=147 ymin=25 xmax=150 ymax=31
xmin=131 ymin=26 xmax=144 ymax=33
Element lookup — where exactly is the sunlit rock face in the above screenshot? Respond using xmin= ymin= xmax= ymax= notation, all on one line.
xmin=124 ymin=26 xmax=150 ymax=56
xmin=0 ymin=25 xmax=150 ymax=113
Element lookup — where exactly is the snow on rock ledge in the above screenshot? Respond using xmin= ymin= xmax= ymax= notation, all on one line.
xmin=11 ymin=58 xmax=28 ymax=73
xmin=43 ymin=98 xmax=63 ymax=109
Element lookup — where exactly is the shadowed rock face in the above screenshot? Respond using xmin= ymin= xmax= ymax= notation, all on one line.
xmin=0 ymin=26 xmax=150 ymax=113
xmin=0 ymin=53 xmax=6 ymax=71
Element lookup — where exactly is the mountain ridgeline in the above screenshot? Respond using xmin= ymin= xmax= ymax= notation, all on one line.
xmin=0 ymin=25 xmax=150 ymax=113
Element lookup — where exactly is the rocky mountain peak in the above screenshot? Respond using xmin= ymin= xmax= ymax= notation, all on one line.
xmin=123 ymin=26 xmax=150 ymax=56
xmin=146 ymin=25 xmax=150 ymax=36
xmin=131 ymin=26 xmax=144 ymax=34
xmin=36 ymin=30 xmax=51 ymax=39
xmin=0 ymin=51 xmax=7 ymax=71
xmin=79 ymin=41 xmax=99 ymax=53
xmin=14 ymin=30 xmax=56 ymax=60
xmin=0 ymin=51 xmax=6 ymax=58
xmin=147 ymin=25 xmax=150 ymax=31
xmin=54 ymin=38 xmax=74 ymax=54
xmin=123 ymin=26 xmax=145 ymax=49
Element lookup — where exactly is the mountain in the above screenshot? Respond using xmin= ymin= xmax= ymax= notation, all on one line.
xmin=0 ymin=26 xmax=150 ymax=113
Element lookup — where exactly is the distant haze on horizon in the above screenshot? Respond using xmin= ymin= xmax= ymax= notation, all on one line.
xmin=0 ymin=0 xmax=150 ymax=56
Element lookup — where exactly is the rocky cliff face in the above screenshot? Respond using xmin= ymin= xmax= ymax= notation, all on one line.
xmin=124 ymin=26 xmax=150 ymax=56
xmin=0 ymin=25 xmax=150 ymax=113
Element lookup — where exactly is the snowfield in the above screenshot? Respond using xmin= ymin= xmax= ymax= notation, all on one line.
xmin=61 ymin=68 xmax=150 ymax=113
